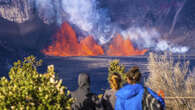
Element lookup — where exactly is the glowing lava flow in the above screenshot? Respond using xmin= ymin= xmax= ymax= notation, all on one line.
xmin=43 ymin=22 xmax=147 ymax=56
xmin=106 ymin=35 xmax=147 ymax=56
xmin=42 ymin=22 xmax=104 ymax=56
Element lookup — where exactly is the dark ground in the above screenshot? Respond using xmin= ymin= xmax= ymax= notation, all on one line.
xmin=0 ymin=55 xmax=195 ymax=94
xmin=42 ymin=56 xmax=195 ymax=94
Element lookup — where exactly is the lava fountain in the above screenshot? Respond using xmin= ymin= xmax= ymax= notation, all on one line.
xmin=106 ymin=35 xmax=147 ymax=56
xmin=43 ymin=22 xmax=147 ymax=56
xmin=42 ymin=22 xmax=104 ymax=56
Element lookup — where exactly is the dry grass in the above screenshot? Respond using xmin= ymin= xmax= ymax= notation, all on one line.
xmin=146 ymin=52 xmax=195 ymax=110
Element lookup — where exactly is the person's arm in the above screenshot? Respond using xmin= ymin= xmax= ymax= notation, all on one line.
xmin=147 ymin=88 xmax=165 ymax=109
xmin=101 ymin=91 xmax=109 ymax=110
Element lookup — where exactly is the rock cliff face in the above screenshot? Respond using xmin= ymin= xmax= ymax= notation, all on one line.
xmin=0 ymin=0 xmax=57 ymax=67
xmin=0 ymin=0 xmax=33 ymax=23
xmin=0 ymin=0 xmax=58 ymax=48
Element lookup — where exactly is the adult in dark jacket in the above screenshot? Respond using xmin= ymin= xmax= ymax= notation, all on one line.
xmin=71 ymin=73 xmax=103 ymax=110
xmin=102 ymin=72 xmax=121 ymax=110
xmin=115 ymin=66 xmax=165 ymax=110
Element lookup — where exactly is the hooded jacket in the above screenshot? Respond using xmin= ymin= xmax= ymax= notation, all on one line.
xmin=115 ymin=83 xmax=165 ymax=110
xmin=115 ymin=84 xmax=145 ymax=110
xmin=71 ymin=73 xmax=103 ymax=110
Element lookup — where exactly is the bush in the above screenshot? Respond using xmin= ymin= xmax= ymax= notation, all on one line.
xmin=0 ymin=56 xmax=72 ymax=109
xmin=146 ymin=52 xmax=195 ymax=110
xmin=108 ymin=60 xmax=126 ymax=87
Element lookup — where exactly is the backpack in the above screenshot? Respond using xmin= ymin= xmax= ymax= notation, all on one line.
xmin=142 ymin=87 xmax=165 ymax=110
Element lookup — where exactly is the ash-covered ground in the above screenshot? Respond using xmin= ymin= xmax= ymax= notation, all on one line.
xmin=42 ymin=56 xmax=195 ymax=94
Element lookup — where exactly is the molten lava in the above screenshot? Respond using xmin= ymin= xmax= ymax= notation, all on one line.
xmin=43 ymin=22 xmax=104 ymax=56
xmin=43 ymin=22 xmax=147 ymax=56
xmin=106 ymin=35 xmax=147 ymax=56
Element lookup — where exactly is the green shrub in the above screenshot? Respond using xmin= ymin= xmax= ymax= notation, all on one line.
xmin=108 ymin=60 xmax=126 ymax=87
xmin=0 ymin=56 xmax=72 ymax=110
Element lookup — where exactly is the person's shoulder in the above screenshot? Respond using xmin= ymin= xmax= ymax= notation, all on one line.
xmin=118 ymin=83 xmax=143 ymax=91
xmin=146 ymin=87 xmax=160 ymax=99
xmin=70 ymin=90 xmax=75 ymax=96
xmin=105 ymin=89 xmax=113 ymax=94
xmin=70 ymin=89 xmax=80 ymax=98
xmin=103 ymin=89 xmax=114 ymax=97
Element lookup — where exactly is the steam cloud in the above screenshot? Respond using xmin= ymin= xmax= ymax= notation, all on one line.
xmin=61 ymin=0 xmax=115 ymax=44
xmin=34 ymin=0 xmax=189 ymax=53
xmin=62 ymin=0 xmax=97 ymax=32
xmin=121 ymin=27 xmax=189 ymax=53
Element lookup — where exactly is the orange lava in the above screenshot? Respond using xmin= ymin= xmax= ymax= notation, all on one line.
xmin=43 ymin=22 xmax=147 ymax=56
xmin=42 ymin=22 xmax=104 ymax=56
xmin=106 ymin=35 xmax=147 ymax=56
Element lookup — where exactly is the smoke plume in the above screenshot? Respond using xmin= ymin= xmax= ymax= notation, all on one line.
xmin=34 ymin=0 xmax=189 ymax=53
xmin=121 ymin=27 xmax=189 ymax=53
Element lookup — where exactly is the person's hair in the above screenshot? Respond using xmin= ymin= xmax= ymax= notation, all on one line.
xmin=109 ymin=72 xmax=121 ymax=90
xmin=126 ymin=66 xmax=141 ymax=83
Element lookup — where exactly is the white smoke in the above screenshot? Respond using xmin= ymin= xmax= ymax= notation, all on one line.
xmin=121 ymin=27 xmax=189 ymax=53
xmin=62 ymin=0 xmax=96 ymax=32
xmin=35 ymin=0 xmax=113 ymax=44
xmin=35 ymin=0 xmax=67 ymax=24
xmin=121 ymin=27 xmax=160 ymax=48
xmin=61 ymin=0 xmax=114 ymax=44
xmin=35 ymin=0 xmax=56 ymax=24
xmin=156 ymin=40 xmax=189 ymax=53
xmin=34 ymin=0 xmax=189 ymax=53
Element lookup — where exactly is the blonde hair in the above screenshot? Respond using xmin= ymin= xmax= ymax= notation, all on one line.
xmin=109 ymin=73 xmax=121 ymax=90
